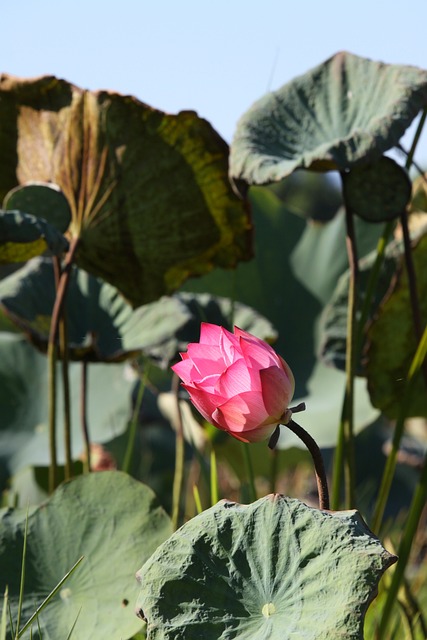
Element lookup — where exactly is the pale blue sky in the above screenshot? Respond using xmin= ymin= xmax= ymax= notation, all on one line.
xmin=3 ymin=0 xmax=427 ymax=160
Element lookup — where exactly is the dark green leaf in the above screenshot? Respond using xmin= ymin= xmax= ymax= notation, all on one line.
xmin=0 ymin=74 xmax=252 ymax=306
xmin=136 ymin=495 xmax=396 ymax=639
xmin=3 ymin=182 xmax=72 ymax=233
xmin=366 ymin=231 xmax=427 ymax=417
xmin=342 ymin=157 xmax=411 ymax=223
xmin=230 ymin=51 xmax=427 ymax=185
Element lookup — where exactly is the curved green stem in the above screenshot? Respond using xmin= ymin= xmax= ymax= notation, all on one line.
xmin=286 ymin=419 xmax=329 ymax=510
xmin=80 ymin=362 xmax=91 ymax=473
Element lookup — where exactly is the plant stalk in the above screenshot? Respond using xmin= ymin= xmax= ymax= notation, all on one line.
xmin=80 ymin=361 xmax=91 ymax=473
xmin=286 ymin=419 xmax=330 ymax=510
xmin=171 ymin=373 xmax=185 ymax=531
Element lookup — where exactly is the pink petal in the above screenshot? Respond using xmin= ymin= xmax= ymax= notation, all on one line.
xmin=182 ymin=384 xmax=224 ymax=427
xmin=238 ymin=334 xmax=278 ymax=369
xmin=219 ymin=326 xmax=240 ymax=366
xmin=212 ymin=390 xmax=269 ymax=433
xmin=260 ymin=366 xmax=294 ymax=420
xmin=218 ymin=358 xmax=255 ymax=396
xmin=228 ymin=423 xmax=279 ymax=443
xmin=187 ymin=343 xmax=225 ymax=377
xmin=199 ymin=323 xmax=223 ymax=345
xmin=171 ymin=358 xmax=198 ymax=385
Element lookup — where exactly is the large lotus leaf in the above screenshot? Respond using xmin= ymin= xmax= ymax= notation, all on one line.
xmin=0 ymin=210 xmax=68 ymax=262
xmin=0 ymin=74 xmax=252 ymax=306
xmin=0 ymin=471 xmax=172 ymax=640
xmin=230 ymin=51 xmax=427 ymax=186
xmin=290 ymin=206 xmax=384 ymax=306
xmin=136 ymin=494 xmax=396 ymax=640
xmin=365 ymin=232 xmax=427 ymax=417
xmin=3 ymin=182 xmax=72 ymax=233
xmin=0 ymin=257 xmax=192 ymax=362
xmin=0 ymin=333 xmax=135 ymax=476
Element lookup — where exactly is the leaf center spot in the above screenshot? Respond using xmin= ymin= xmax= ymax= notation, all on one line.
xmin=262 ymin=602 xmax=276 ymax=618
xmin=60 ymin=587 xmax=72 ymax=601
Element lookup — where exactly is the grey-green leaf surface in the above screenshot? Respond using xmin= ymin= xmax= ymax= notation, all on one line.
xmin=0 ymin=210 xmax=68 ymax=262
xmin=136 ymin=495 xmax=396 ymax=640
xmin=230 ymin=51 xmax=427 ymax=186
xmin=3 ymin=182 xmax=72 ymax=233
xmin=0 ymin=257 xmax=191 ymax=363
xmin=0 ymin=472 xmax=172 ymax=640
xmin=0 ymin=333 xmax=135 ymax=475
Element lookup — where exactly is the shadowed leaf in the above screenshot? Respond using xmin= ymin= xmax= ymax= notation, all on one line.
xmin=0 ymin=74 xmax=252 ymax=306
xmin=0 ymin=210 xmax=68 ymax=262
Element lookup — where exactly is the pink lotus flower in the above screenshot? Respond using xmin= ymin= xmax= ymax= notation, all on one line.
xmin=172 ymin=323 xmax=295 ymax=443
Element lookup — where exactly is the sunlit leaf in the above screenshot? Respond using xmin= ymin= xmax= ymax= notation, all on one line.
xmin=0 ymin=472 xmax=172 ymax=639
xmin=0 ymin=74 xmax=252 ymax=306
xmin=230 ymin=51 xmax=427 ymax=186
xmin=136 ymin=495 xmax=396 ymax=639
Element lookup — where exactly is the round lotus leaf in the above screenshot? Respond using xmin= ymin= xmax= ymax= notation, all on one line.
xmin=342 ymin=157 xmax=411 ymax=223
xmin=0 ymin=74 xmax=252 ymax=307
xmin=136 ymin=495 xmax=396 ymax=640
xmin=3 ymin=182 xmax=72 ymax=233
xmin=230 ymin=51 xmax=427 ymax=186
xmin=366 ymin=231 xmax=427 ymax=418
xmin=0 ymin=210 xmax=68 ymax=262
xmin=0 ymin=471 xmax=172 ymax=639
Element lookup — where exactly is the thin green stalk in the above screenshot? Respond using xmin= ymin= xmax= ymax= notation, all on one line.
xmin=377 ymin=447 xmax=427 ymax=638
xmin=53 ymin=255 xmax=72 ymax=482
xmin=0 ymin=587 xmax=7 ymax=640
xmin=171 ymin=373 xmax=185 ymax=531
xmin=269 ymin=447 xmax=279 ymax=494
xmin=193 ymin=484 xmax=203 ymax=514
xmin=210 ymin=448 xmax=219 ymax=505
xmin=18 ymin=557 xmax=84 ymax=638
xmin=122 ymin=365 xmax=149 ymax=474
xmin=48 ymin=237 xmax=80 ymax=493
xmin=342 ymin=193 xmax=358 ymax=508
xmin=372 ymin=323 xmax=427 ymax=533
xmin=15 ymin=510 xmax=30 ymax=637
xmin=47 ymin=340 xmax=58 ymax=494
xmin=80 ymin=362 xmax=91 ymax=473
xmin=242 ymin=444 xmax=256 ymax=503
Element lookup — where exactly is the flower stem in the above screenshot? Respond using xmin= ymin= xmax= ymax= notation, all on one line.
xmin=286 ymin=419 xmax=330 ymax=510
xmin=81 ymin=362 xmax=91 ymax=473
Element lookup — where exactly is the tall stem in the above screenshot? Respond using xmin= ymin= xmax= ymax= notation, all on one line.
xmin=171 ymin=373 xmax=185 ymax=531
xmin=286 ymin=419 xmax=329 ymax=510
xmin=122 ymin=365 xmax=148 ymax=474
xmin=242 ymin=443 xmax=257 ymax=502
xmin=48 ymin=237 xmax=80 ymax=492
xmin=342 ymin=192 xmax=358 ymax=508
xmin=81 ymin=361 xmax=91 ymax=473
